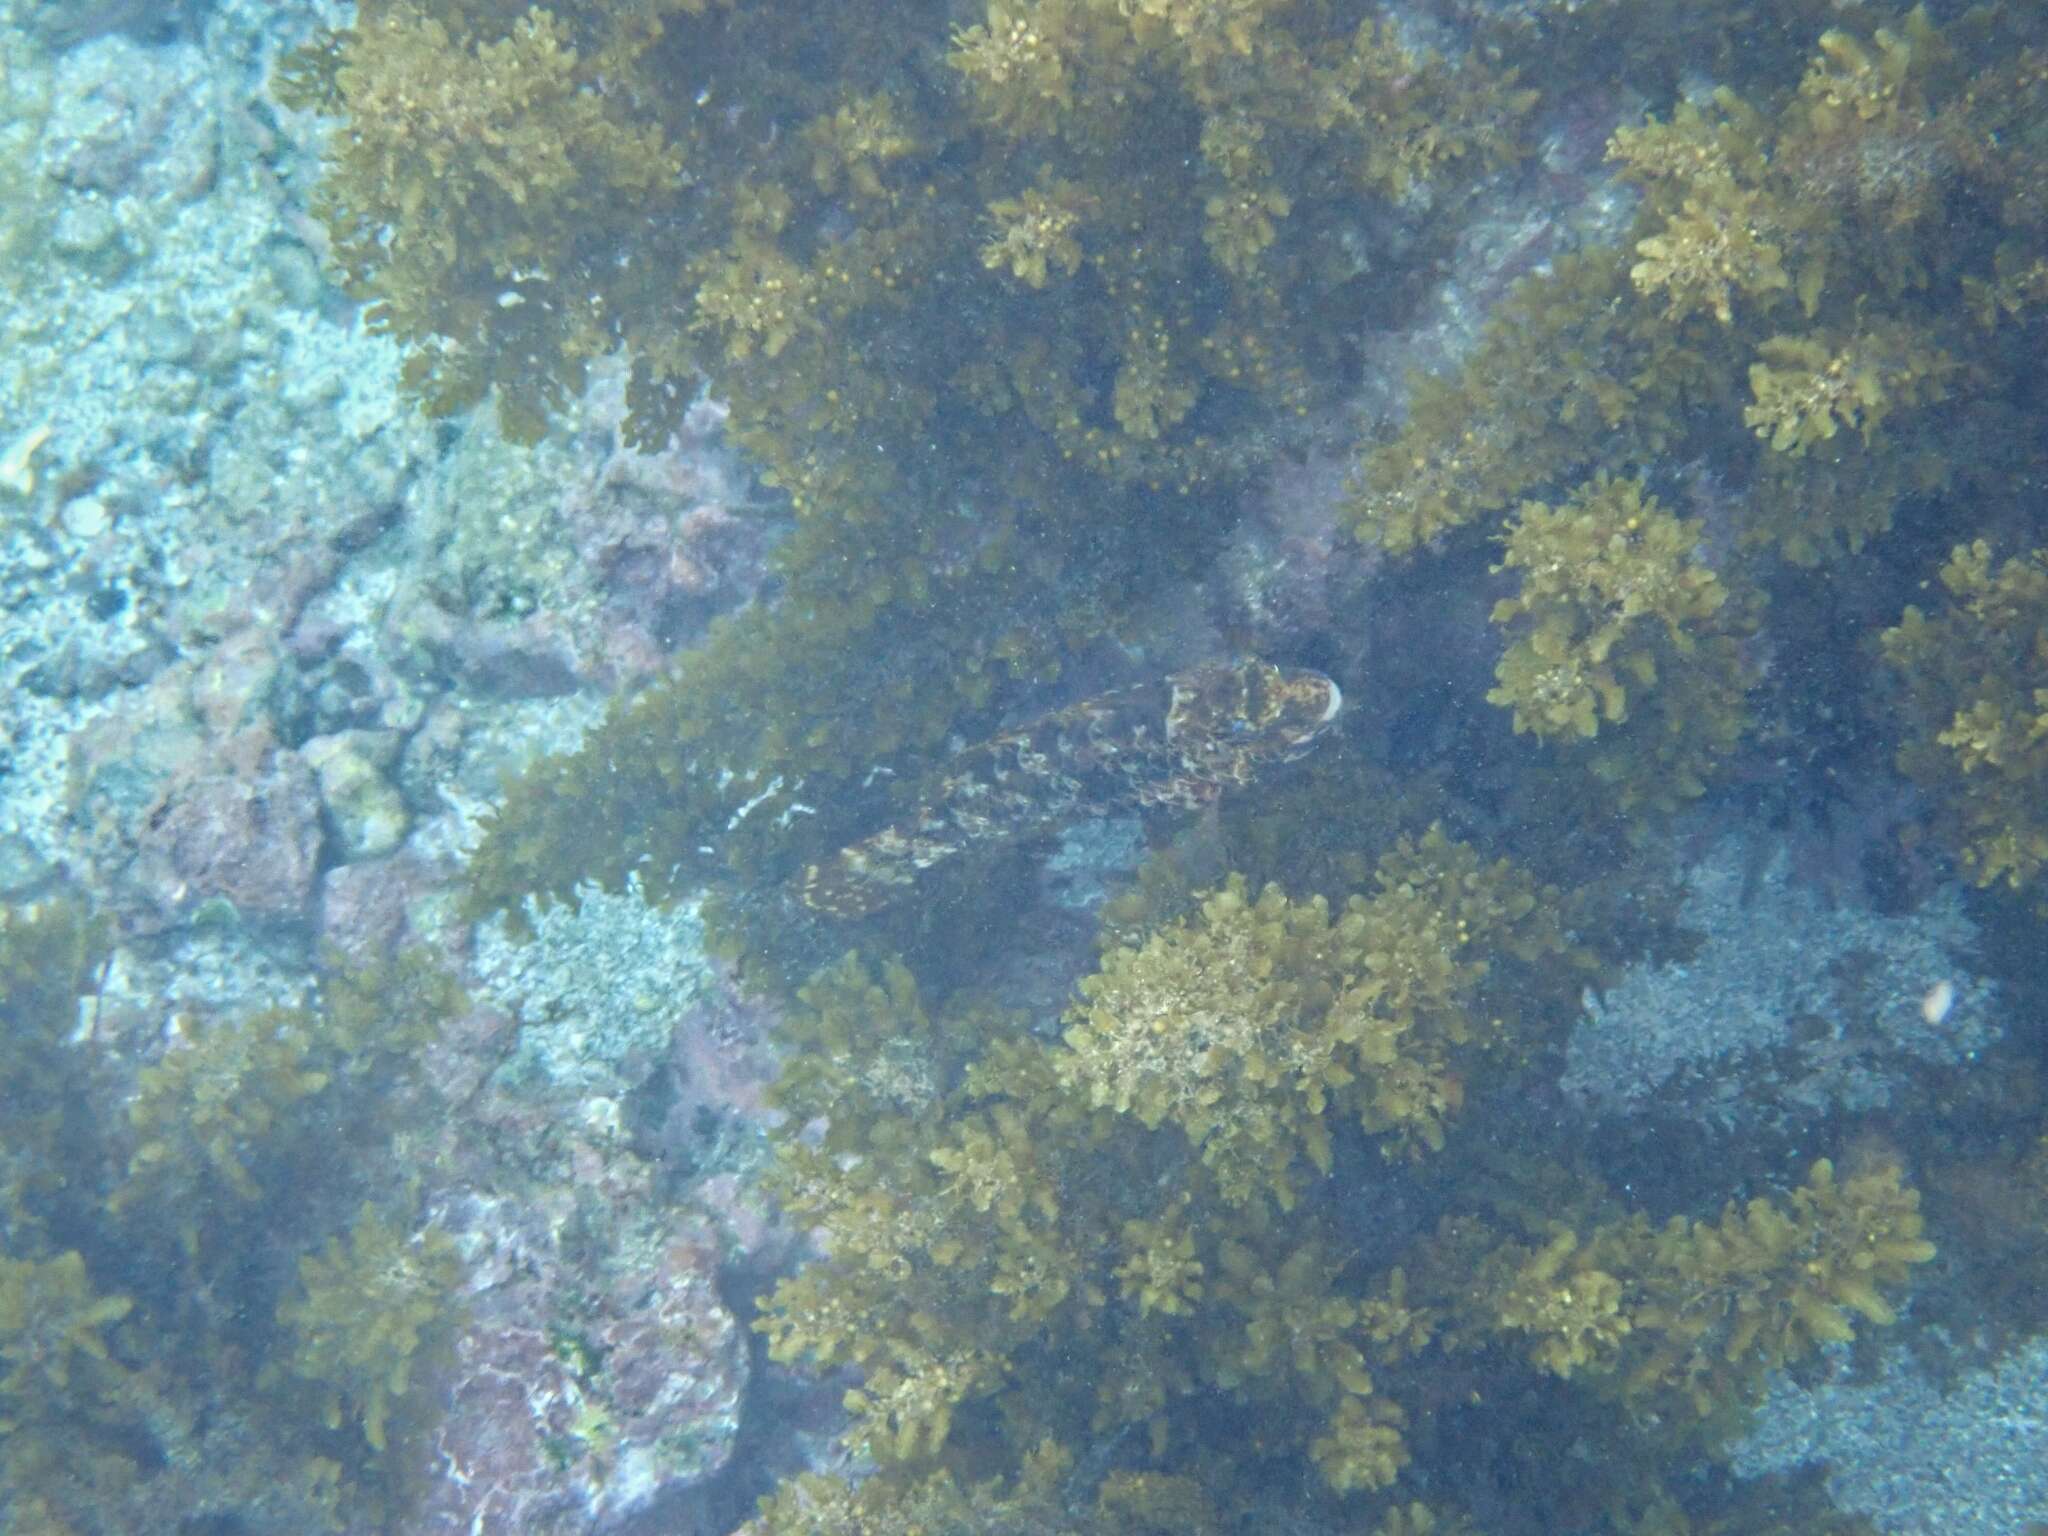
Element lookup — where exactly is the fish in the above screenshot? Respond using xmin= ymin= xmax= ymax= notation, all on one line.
xmin=795 ymin=659 xmax=1342 ymax=918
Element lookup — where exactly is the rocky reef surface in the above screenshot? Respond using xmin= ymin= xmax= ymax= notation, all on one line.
xmin=1 ymin=0 xmax=2044 ymax=1532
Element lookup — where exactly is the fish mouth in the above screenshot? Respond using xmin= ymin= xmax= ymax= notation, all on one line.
xmin=1319 ymin=677 xmax=1342 ymax=723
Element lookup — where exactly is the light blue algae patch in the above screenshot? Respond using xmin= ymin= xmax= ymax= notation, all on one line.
xmin=473 ymin=875 xmax=713 ymax=1112
xmin=1045 ymin=814 xmax=1147 ymax=910
xmin=1563 ymin=837 xmax=1996 ymax=1127
xmin=1733 ymin=1339 xmax=2048 ymax=1536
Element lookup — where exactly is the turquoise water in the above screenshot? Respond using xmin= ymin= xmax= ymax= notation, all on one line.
xmin=1 ymin=3 xmax=2044 ymax=1532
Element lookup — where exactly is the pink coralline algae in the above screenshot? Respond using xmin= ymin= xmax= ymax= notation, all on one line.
xmin=136 ymin=727 xmax=324 ymax=926
xmin=419 ymin=1195 xmax=748 ymax=1535
xmin=1214 ymin=443 xmax=1374 ymax=657
xmin=315 ymin=850 xmax=437 ymax=963
xmin=561 ymin=393 xmax=774 ymax=685
xmin=67 ymin=624 xmax=330 ymax=931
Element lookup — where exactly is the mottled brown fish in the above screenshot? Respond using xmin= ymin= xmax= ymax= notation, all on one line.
xmin=796 ymin=659 xmax=1342 ymax=918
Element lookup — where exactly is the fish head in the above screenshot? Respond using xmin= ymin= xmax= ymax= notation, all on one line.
xmin=1166 ymin=660 xmax=1342 ymax=774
